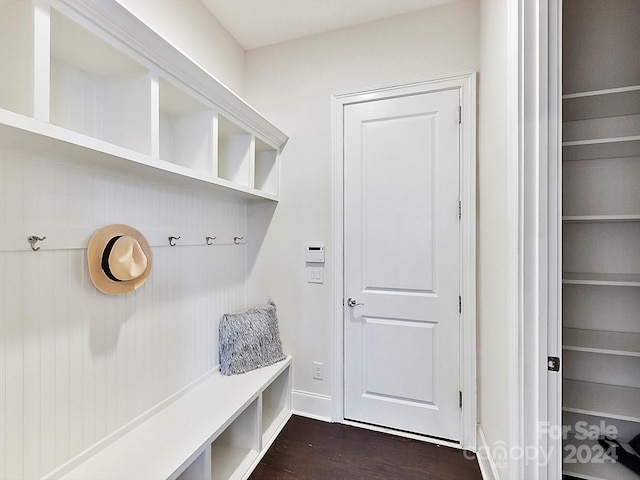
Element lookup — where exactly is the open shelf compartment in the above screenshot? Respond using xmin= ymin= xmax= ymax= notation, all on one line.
xmin=210 ymin=398 xmax=260 ymax=480
xmin=563 ymin=137 xmax=640 ymax=161
xmin=563 ymin=156 xmax=640 ymax=217
xmin=563 ymin=379 xmax=640 ymax=422
xmin=563 ymin=86 xmax=640 ymax=122
xmin=175 ymin=448 xmax=211 ymax=480
xmin=217 ymin=114 xmax=253 ymax=188
xmin=563 ymin=113 xmax=640 ymax=144
xmin=0 ymin=0 xmax=34 ymax=117
xmin=49 ymin=8 xmax=152 ymax=154
xmin=254 ymin=137 xmax=279 ymax=195
xmin=562 ymin=283 xmax=640 ymax=334
xmin=261 ymin=364 xmax=291 ymax=445
xmin=563 ymin=222 xmax=640 ymax=276
xmin=159 ymin=78 xmax=214 ymax=173
xmin=563 ymin=328 xmax=640 ymax=357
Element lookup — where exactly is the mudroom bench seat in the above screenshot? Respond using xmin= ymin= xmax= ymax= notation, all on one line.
xmin=51 ymin=357 xmax=292 ymax=480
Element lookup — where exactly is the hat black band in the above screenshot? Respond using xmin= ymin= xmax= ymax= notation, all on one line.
xmin=102 ymin=235 xmax=124 ymax=282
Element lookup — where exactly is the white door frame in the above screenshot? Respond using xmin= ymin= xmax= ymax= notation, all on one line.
xmin=512 ymin=0 xmax=563 ymax=477
xmin=331 ymin=72 xmax=477 ymax=450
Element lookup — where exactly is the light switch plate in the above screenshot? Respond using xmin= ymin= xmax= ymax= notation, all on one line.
xmin=307 ymin=266 xmax=323 ymax=284
xmin=313 ymin=362 xmax=324 ymax=380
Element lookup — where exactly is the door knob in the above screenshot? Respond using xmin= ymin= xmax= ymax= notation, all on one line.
xmin=347 ymin=297 xmax=364 ymax=307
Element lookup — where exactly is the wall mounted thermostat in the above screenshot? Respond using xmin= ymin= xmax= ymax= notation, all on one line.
xmin=306 ymin=245 xmax=325 ymax=263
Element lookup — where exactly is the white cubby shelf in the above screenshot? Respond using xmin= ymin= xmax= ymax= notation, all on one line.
xmin=562 ymin=136 xmax=640 ymax=162
xmin=563 ymin=328 xmax=640 ymax=357
xmin=48 ymin=357 xmax=292 ymax=480
xmin=261 ymin=364 xmax=292 ymax=446
xmin=0 ymin=0 xmax=288 ymax=201
xmin=563 ymin=379 xmax=640 ymax=423
xmin=562 ymin=273 xmax=640 ymax=287
xmin=563 ymin=215 xmax=640 ymax=223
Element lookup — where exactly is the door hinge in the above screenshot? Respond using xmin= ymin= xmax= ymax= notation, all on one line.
xmin=548 ymin=356 xmax=560 ymax=372
xmin=458 ymin=296 xmax=462 ymax=314
xmin=459 ymin=391 xmax=463 ymax=408
xmin=458 ymin=199 xmax=461 ymax=219
xmin=458 ymin=105 xmax=462 ymax=124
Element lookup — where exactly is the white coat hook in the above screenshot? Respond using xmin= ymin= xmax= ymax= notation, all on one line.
xmin=28 ymin=235 xmax=46 ymax=252
xmin=234 ymin=236 xmax=244 ymax=245
xmin=206 ymin=236 xmax=216 ymax=245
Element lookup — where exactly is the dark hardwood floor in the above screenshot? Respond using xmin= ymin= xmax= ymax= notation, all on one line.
xmin=249 ymin=415 xmax=483 ymax=480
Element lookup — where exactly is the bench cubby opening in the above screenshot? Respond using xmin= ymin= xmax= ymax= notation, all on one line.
xmin=54 ymin=357 xmax=292 ymax=480
xmin=261 ymin=364 xmax=291 ymax=445
xmin=211 ymin=399 xmax=260 ymax=480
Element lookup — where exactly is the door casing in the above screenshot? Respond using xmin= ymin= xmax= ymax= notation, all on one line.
xmin=331 ymin=72 xmax=477 ymax=450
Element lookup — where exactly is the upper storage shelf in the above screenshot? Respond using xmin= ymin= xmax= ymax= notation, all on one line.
xmin=50 ymin=9 xmax=153 ymax=154
xmin=563 ymin=86 xmax=640 ymax=122
xmin=563 ymin=328 xmax=640 ymax=357
xmin=0 ymin=0 xmax=288 ymax=201
xmin=159 ymin=78 xmax=215 ymax=174
xmin=562 ymin=85 xmax=640 ymax=162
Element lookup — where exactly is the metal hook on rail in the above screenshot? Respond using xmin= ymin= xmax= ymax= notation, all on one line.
xmin=28 ymin=235 xmax=46 ymax=252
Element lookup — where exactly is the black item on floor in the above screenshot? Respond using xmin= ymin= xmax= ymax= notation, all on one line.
xmin=598 ymin=436 xmax=640 ymax=475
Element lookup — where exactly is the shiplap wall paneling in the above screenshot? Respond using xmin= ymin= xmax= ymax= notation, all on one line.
xmin=0 ymin=149 xmax=249 ymax=479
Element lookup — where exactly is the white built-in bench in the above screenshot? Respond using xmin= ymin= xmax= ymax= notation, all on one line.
xmin=49 ymin=357 xmax=292 ymax=480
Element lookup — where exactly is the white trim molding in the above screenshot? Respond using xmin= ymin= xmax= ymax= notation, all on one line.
xmin=291 ymin=390 xmax=332 ymax=422
xmin=477 ymin=426 xmax=501 ymax=480
xmin=331 ymin=72 xmax=477 ymax=450
xmin=546 ymin=2 xmax=563 ymax=478
xmin=511 ymin=0 xmax=562 ymax=478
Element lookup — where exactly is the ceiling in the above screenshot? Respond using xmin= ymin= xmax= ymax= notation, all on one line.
xmin=200 ymin=0 xmax=458 ymax=50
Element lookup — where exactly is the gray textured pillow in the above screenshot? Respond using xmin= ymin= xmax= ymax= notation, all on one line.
xmin=219 ymin=300 xmax=286 ymax=375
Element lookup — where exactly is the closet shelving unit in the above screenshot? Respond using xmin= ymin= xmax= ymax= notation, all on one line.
xmin=561 ymin=77 xmax=640 ymax=480
xmin=0 ymin=0 xmax=287 ymax=202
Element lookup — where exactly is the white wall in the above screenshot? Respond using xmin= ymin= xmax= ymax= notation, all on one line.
xmin=244 ymin=0 xmax=480 ymax=418
xmin=115 ymin=0 xmax=246 ymax=95
xmin=477 ymin=0 xmax=513 ymax=478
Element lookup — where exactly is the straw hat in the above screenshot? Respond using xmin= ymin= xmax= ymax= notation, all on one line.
xmin=87 ymin=224 xmax=152 ymax=295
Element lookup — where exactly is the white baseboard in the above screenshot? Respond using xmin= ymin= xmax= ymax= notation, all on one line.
xmin=291 ymin=389 xmax=332 ymax=422
xmin=477 ymin=426 xmax=500 ymax=480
